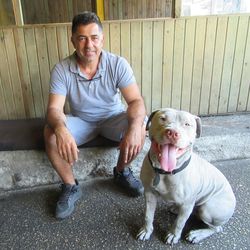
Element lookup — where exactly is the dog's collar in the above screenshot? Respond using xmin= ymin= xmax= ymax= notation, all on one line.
xmin=148 ymin=152 xmax=191 ymax=176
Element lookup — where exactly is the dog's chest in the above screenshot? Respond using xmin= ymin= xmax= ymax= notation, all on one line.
xmin=152 ymin=175 xmax=188 ymax=203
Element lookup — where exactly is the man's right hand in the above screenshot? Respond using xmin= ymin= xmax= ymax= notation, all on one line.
xmin=54 ymin=126 xmax=79 ymax=165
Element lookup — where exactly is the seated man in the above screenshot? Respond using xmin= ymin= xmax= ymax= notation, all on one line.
xmin=44 ymin=11 xmax=147 ymax=219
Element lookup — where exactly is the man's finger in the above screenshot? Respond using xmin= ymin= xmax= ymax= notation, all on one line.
xmin=72 ymin=144 xmax=79 ymax=162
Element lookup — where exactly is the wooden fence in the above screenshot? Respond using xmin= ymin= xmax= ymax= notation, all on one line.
xmin=0 ymin=14 xmax=249 ymax=120
xmin=103 ymin=0 xmax=172 ymax=20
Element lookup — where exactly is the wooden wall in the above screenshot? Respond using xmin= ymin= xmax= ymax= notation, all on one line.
xmin=21 ymin=0 xmax=94 ymax=24
xmin=0 ymin=14 xmax=249 ymax=120
xmin=103 ymin=0 xmax=172 ymax=20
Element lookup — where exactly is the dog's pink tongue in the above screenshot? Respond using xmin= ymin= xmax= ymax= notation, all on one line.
xmin=160 ymin=144 xmax=176 ymax=172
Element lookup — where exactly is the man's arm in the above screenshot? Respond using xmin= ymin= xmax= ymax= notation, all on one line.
xmin=120 ymin=83 xmax=147 ymax=164
xmin=46 ymin=93 xmax=78 ymax=165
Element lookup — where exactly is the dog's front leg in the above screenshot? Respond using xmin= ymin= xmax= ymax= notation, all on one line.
xmin=165 ymin=203 xmax=194 ymax=245
xmin=137 ymin=191 xmax=157 ymax=241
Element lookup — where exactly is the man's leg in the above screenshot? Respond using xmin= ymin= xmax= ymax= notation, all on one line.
xmin=44 ymin=125 xmax=75 ymax=184
xmin=99 ymin=112 xmax=146 ymax=196
xmin=44 ymin=116 xmax=98 ymax=219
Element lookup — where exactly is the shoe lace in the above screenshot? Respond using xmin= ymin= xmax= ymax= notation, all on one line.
xmin=58 ymin=185 xmax=72 ymax=203
xmin=126 ymin=169 xmax=139 ymax=184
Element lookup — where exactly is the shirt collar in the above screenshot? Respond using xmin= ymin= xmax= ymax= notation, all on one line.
xmin=69 ymin=50 xmax=106 ymax=78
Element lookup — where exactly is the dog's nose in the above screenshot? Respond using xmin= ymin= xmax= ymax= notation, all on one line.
xmin=166 ymin=129 xmax=179 ymax=140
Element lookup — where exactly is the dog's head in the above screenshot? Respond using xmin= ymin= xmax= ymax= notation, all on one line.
xmin=147 ymin=108 xmax=201 ymax=147
xmin=146 ymin=108 xmax=201 ymax=172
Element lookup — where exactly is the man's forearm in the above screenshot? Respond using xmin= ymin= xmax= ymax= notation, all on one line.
xmin=46 ymin=107 xmax=67 ymax=131
xmin=126 ymin=98 xmax=146 ymax=128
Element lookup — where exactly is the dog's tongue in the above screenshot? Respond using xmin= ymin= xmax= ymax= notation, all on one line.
xmin=160 ymin=144 xmax=176 ymax=172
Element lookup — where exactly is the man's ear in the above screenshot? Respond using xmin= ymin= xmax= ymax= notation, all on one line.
xmin=195 ymin=116 xmax=202 ymax=138
xmin=71 ymin=36 xmax=76 ymax=48
xmin=146 ymin=110 xmax=159 ymax=131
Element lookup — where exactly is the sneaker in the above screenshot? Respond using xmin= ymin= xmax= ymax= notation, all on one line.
xmin=113 ymin=167 xmax=144 ymax=197
xmin=56 ymin=179 xmax=82 ymax=219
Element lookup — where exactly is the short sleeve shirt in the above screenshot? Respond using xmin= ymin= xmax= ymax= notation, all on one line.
xmin=50 ymin=50 xmax=136 ymax=122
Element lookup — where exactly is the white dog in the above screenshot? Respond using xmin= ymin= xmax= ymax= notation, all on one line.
xmin=137 ymin=108 xmax=236 ymax=244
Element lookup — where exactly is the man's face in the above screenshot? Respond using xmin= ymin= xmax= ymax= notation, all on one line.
xmin=71 ymin=23 xmax=104 ymax=64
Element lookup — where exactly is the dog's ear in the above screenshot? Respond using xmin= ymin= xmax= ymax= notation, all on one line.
xmin=146 ymin=110 xmax=159 ymax=131
xmin=195 ymin=116 xmax=202 ymax=138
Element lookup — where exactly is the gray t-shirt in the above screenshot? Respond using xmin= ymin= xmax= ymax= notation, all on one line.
xmin=50 ymin=50 xmax=136 ymax=122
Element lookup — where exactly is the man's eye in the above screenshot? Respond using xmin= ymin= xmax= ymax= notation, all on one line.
xmin=78 ymin=37 xmax=86 ymax=41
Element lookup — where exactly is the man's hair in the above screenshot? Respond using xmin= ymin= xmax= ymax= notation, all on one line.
xmin=72 ymin=11 xmax=103 ymax=34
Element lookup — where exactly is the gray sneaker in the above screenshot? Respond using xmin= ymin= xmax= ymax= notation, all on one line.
xmin=56 ymin=179 xmax=82 ymax=219
xmin=113 ymin=167 xmax=144 ymax=197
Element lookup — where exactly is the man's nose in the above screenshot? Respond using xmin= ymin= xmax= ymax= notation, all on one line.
xmin=85 ymin=38 xmax=93 ymax=46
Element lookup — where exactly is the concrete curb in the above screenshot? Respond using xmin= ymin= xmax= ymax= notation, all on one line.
xmin=1 ymin=114 xmax=250 ymax=191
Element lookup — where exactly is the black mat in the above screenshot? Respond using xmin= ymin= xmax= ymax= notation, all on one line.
xmin=0 ymin=119 xmax=119 ymax=151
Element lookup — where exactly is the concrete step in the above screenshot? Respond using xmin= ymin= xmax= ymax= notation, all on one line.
xmin=1 ymin=113 xmax=250 ymax=192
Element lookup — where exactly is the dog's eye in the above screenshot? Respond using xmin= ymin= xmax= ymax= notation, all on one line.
xmin=160 ymin=116 xmax=166 ymax=122
xmin=185 ymin=122 xmax=191 ymax=127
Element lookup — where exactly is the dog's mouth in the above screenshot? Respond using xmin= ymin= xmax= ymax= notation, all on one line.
xmin=152 ymin=141 xmax=188 ymax=172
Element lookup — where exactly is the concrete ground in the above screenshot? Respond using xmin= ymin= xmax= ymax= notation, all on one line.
xmin=0 ymin=113 xmax=250 ymax=249
xmin=1 ymin=158 xmax=250 ymax=250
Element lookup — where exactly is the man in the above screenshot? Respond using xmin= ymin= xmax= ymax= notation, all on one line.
xmin=44 ymin=11 xmax=147 ymax=219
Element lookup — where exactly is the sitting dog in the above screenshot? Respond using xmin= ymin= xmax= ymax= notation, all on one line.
xmin=137 ymin=108 xmax=236 ymax=244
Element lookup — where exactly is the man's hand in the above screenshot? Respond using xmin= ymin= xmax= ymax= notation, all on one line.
xmin=54 ymin=126 xmax=79 ymax=165
xmin=119 ymin=125 xmax=146 ymax=164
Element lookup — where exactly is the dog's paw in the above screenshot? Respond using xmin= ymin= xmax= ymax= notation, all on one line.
xmin=186 ymin=227 xmax=222 ymax=243
xmin=164 ymin=232 xmax=180 ymax=245
xmin=137 ymin=227 xmax=153 ymax=241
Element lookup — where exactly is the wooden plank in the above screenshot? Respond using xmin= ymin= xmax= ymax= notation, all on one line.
xmin=218 ymin=16 xmax=238 ymax=114
xmin=0 ymin=0 xmax=15 ymax=25
xmin=103 ymin=0 xmax=109 ymax=20
xmin=174 ymin=0 xmax=182 ymax=18
xmin=141 ymin=21 xmax=153 ymax=113
xmin=120 ymin=22 xmax=130 ymax=62
xmin=67 ymin=0 xmax=74 ymax=21
xmin=45 ymin=26 xmax=59 ymax=71
xmin=141 ymin=0 xmax=147 ymax=19
xmin=13 ymin=27 xmax=36 ymax=118
xmin=190 ymin=18 xmax=206 ymax=115
xmin=57 ymin=26 xmax=70 ymax=61
xmin=181 ymin=18 xmax=196 ymax=112
xmin=152 ymin=20 xmax=164 ymax=111
xmin=103 ymin=22 xmax=110 ymax=51
xmin=228 ymin=15 xmax=249 ymax=113
xmin=127 ymin=0 xmax=134 ymax=19
xmin=130 ymin=21 xmax=142 ymax=91
xmin=237 ymin=16 xmax=250 ymax=112
xmin=162 ymin=19 xmax=174 ymax=109
xmin=117 ymin=0 xmax=123 ymax=19
xmin=109 ymin=22 xmax=121 ymax=55
xmin=0 ymin=74 xmax=8 ymax=119
xmin=12 ymin=0 xmax=24 ymax=25
xmin=209 ymin=16 xmax=228 ymax=115
xmin=35 ymin=27 xmax=50 ymax=113
xmin=24 ymin=27 xmax=45 ymax=117
xmin=199 ymin=17 xmax=217 ymax=115
xmin=3 ymin=28 xmax=26 ymax=118
xmin=67 ymin=25 xmax=75 ymax=54
xmin=96 ymin=0 xmax=105 ymax=21
xmin=0 ymin=29 xmax=16 ymax=119
xmin=171 ymin=18 xmax=185 ymax=110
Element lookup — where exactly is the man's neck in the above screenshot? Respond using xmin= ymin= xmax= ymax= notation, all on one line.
xmin=76 ymin=54 xmax=100 ymax=79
